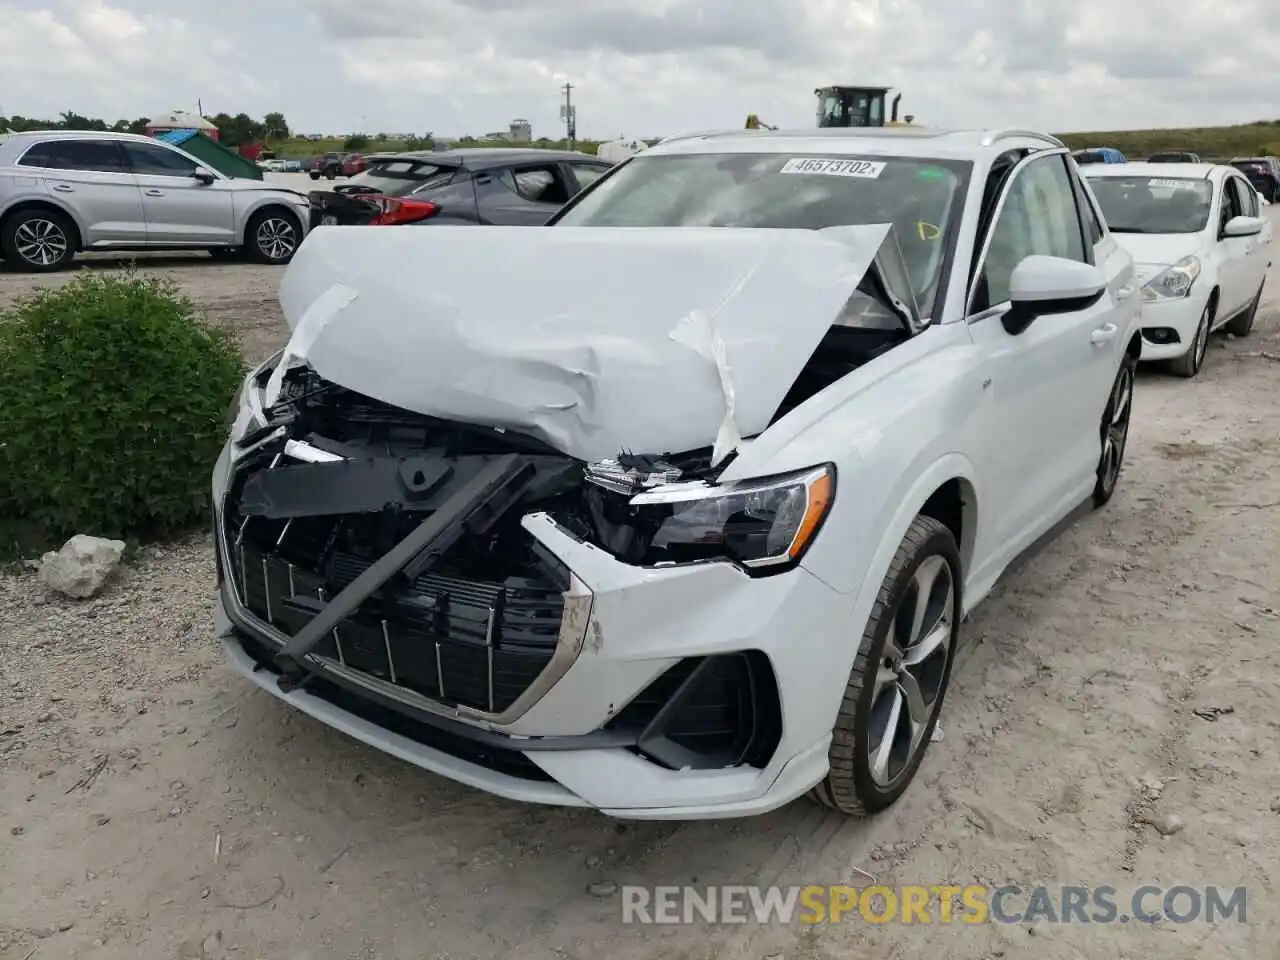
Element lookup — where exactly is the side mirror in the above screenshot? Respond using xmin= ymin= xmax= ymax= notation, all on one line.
xmin=192 ymin=167 xmax=216 ymax=185
xmin=1223 ymin=215 xmax=1264 ymax=238
xmin=1003 ymin=255 xmax=1107 ymax=335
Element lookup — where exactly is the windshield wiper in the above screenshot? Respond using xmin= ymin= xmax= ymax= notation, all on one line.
xmin=1106 ymin=227 xmax=1150 ymax=234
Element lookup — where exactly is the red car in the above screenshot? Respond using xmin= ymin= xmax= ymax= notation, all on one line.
xmin=342 ymin=154 xmax=367 ymax=176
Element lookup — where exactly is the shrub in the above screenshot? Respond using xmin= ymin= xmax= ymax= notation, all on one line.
xmin=0 ymin=272 xmax=243 ymax=552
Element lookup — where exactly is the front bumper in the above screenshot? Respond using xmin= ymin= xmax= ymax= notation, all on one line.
xmin=212 ymin=442 xmax=846 ymax=819
xmin=1137 ymin=293 xmax=1208 ymax=362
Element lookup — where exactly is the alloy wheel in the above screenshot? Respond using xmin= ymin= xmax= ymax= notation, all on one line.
xmin=14 ymin=218 xmax=69 ymax=267
xmin=1099 ymin=363 xmax=1133 ymax=491
xmin=1191 ymin=305 xmax=1210 ymax=372
xmin=255 ymin=218 xmax=297 ymax=261
xmin=867 ymin=554 xmax=954 ymax=788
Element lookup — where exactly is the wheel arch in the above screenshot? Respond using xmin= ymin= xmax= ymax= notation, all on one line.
xmin=236 ymin=200 xmax=304 ymax=245
xmin=1 ymin=199 xmax=85 ymax=250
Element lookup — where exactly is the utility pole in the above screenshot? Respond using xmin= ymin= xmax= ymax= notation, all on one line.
xmin=560 ymin=81 xmax=575 ymax=150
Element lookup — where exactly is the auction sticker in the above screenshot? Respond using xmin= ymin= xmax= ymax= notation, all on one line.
xmin=1148 ymin=179 xmax=1197 ymax=189
xmin=779 ymin=157 xmax=886 ymax=178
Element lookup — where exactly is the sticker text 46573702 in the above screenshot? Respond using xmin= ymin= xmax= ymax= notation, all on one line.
xmin=779 ymin=158 xmax=886 ymax=178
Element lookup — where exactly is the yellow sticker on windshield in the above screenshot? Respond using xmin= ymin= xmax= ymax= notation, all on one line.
xmin=779 ymin=158 xmax=886 ymax=178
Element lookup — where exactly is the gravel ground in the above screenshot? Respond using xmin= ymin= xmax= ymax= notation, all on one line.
xmin=2 ymin=219 xmax=1279 ymax=960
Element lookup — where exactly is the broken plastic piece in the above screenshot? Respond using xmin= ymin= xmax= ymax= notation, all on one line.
xmin=585 ymin=455 xmax=683 ymax=495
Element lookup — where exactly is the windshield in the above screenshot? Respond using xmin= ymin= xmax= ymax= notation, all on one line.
xmin=553 ymin=152 xmax=970 ymax=315
xmin=344 ymin=160 xmax=456 ymax=196
xmin=1085 ymin=176 xmax=1213 ymax=234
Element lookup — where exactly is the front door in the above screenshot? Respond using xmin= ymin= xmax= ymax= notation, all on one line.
xmin=121 ymin=141 xmax=236 ymax=244
xmin=965 ymin=151 xmax=1123 ymax=571
xmin=475 ymin=163 xmax=574 ymax=224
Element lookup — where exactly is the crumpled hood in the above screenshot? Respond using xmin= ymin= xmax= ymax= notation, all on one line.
xmin=1113 ymin=232 xmax=1203 ymax=279
xmin=274 ymin=222 xmax=891 ymax=463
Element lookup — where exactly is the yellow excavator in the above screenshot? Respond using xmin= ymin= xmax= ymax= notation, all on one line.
xmin=746 ymin=86 xmax=916 ymax=131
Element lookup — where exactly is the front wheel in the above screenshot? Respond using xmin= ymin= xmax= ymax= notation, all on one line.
xmin=1226 ymin=281 xmax=1264 ymax=337
xmin=810 ymin=515 xmax=959 ymax=816
xmin=1168 ymin=300 xmax=1212 ymax=378
xmin=244 ymin=209 xmax=301 ymax=265
xmin=1093 ymin=354 xmax=1135 ymax=507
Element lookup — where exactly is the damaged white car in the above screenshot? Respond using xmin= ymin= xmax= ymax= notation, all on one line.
xmin=213 ymin=127 xmax=1142 ymax=819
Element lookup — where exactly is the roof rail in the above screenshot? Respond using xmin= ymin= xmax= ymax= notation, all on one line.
xmin=978 ymin=128 xmax=1065 ymax=148
xmin=657 ymin=128 xmax=761 ymax=145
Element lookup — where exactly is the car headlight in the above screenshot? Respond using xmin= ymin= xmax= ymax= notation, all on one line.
xmin=1143 ymin=256 xmax=1200 ymax=301
xmin=627 ymin=464 xmax=835 ymax=570
xmin=228 ymin=349 xmax=284 ymax=445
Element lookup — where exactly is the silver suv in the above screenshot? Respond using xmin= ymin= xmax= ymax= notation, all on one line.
xmin=0 ymin=130 xmax=312 ymax=271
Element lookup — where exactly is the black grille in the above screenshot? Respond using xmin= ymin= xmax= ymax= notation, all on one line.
xmin=221 ymin=487 xmax=566 ymax=715
xmin=232 ymin=632 xmax=553 ymax=781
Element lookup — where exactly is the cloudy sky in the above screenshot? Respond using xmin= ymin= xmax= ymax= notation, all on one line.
xmin=3 ymin=0 xmax=1278 ymax=140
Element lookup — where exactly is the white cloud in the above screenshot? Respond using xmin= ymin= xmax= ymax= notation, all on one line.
xmin=2 ymin=0 xmax=1278 ymax=139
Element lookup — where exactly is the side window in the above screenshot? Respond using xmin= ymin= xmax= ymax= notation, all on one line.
xmin=1219 ymin=177 xmax=1242 ymax=233
xmin=1231 ymin=176 xmax=1258 ymax=217
xmin=21 ymin=139 xmax=125 ymax=172
xmin=507 ymin=164 xmax=571 ymax=204
xmin=570 ymin=163 xmax=608 ymax=192
xmin=976 ymin=155 xmax=1086 ymax=310
xmin=124 ymin=142 xmax=199 ymax=176
xmin=1066 ymin=159 xmax=1105 ymax=247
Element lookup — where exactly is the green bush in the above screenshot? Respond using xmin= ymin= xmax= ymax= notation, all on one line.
xmin=0 ymin=272 xmax=243 ymax=552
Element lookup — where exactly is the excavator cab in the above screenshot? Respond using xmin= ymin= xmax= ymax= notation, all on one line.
xmin=815 ymin=86 xmax=905 ymax=128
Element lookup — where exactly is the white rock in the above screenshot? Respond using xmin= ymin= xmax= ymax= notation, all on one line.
xmin=37 ymin=535 xmax=126 ymax=599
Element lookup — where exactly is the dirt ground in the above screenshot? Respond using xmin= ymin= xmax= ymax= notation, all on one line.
xmin=2 ymin=226 xmax=1279 ymax=960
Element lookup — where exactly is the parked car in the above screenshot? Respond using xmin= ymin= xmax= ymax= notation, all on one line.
xmin=309 ymin=149 xmax=612 ymax=226
xmin=214 ymin=127 xmax=1143 ymax=819
xmin=1083 ymin=162 xmax=1272 ymax=377
xmin=309 ymin=153 xmax=349 ymax=180
xmin=1072 ymin=146 xmax=1126 ymax=165
xmin=283 ymin=158 xmax=303 ymax=172
xmin=0 ymin=130 xmax=312 ymax=271
xmin=258 ymin=158 xmax=286 ymax=172
xmin=341 ymin=154 xmax=367 ymax=176
xmin=1148 ymin=151 xmax=1200 ymax=163
xmin=1228 ymin=156 xmax=1280 ymax=203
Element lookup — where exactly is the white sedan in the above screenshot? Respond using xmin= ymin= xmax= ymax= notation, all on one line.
xmin=1083 ymin=162 xmax=1273 ymax=377
xmin=213 ymin=127 xmax=1141 ymax=818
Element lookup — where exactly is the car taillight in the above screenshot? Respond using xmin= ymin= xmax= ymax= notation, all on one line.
xmin=368 ymin=196 xmax=439 ymax=225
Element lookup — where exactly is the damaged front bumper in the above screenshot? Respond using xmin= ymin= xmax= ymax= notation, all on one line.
xmin=212 ymin=375 xmax=847 ymax=819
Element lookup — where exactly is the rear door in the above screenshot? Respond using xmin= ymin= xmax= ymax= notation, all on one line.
xmin=19 ymin=138 xmax=146 ymax=245
xmin=122 ymin=140 xmax=236 ymax=244
xmin=475 ymin=162 xmax=574 ymax=224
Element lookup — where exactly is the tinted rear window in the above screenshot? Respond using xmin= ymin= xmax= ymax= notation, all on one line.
xmin=346 ymin=160 xmax=459 ymax=196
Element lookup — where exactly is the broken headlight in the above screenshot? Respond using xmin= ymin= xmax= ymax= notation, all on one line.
xmin=628 ymin=464 xmax=835 ymax=570
xmin=228 ymin=350 xmax=283 ymax=446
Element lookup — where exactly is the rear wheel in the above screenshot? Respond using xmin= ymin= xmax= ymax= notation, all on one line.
xmin=810 ymin=515 xmax=959 ymax=816
xmin=1168 ymin=300 xmax=1212 ymax=378
xmin=1 ymin=208 xmax=77 ymax=271
xmin=309 ymin=172 xmax=320 ymax=181
xmin=1226 ymin=281 xmax=1264 ymax=337
xmin=244 ymin=209 xmax=302 ymax=265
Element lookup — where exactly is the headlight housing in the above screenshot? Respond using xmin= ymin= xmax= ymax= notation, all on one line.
xmin=1143 ymin=256 xmax=1200 ymax=301
xmin=228 ymin=349 xmax=283 ymax=446
xmin=627 ymin=464 xmax=835 ymax=571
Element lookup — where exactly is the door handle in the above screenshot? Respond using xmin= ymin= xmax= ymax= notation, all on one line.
xmin=1090 ymin=323 xmax=1118 ymax=346
xmin=1116 ymin=284 xmax=1136 ymax=301
xmin=52 ymin=184 xmax=73 ymax=193
xmin=145 ymin=189 xmax=164 ymax=197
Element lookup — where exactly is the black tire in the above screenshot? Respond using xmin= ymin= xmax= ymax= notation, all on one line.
xmin=243 ymin=208 xmax=302 ymax=265
xmin=1093 ymin=352 xmax=1136 ymax=507
xmin=208 ymin=247 xmax=241 ymax=261
xmin=0 ymin=207 xmax=77 ymax=272
xmin=810 ymin=515 xmax=960 ymax=816
xmin=325 ymin=169 xmax=337 ymax=181
xmin=1226 ymin=281 xmax=1264 ymax=338
xmin=1167 ymin=298 xmax=1213 ymax=378
xmin=309 ymin=172 xmax=320 ymax=181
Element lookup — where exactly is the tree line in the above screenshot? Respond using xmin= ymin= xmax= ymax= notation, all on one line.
xmin=0 ymin=110 xmax=292 ymax=146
